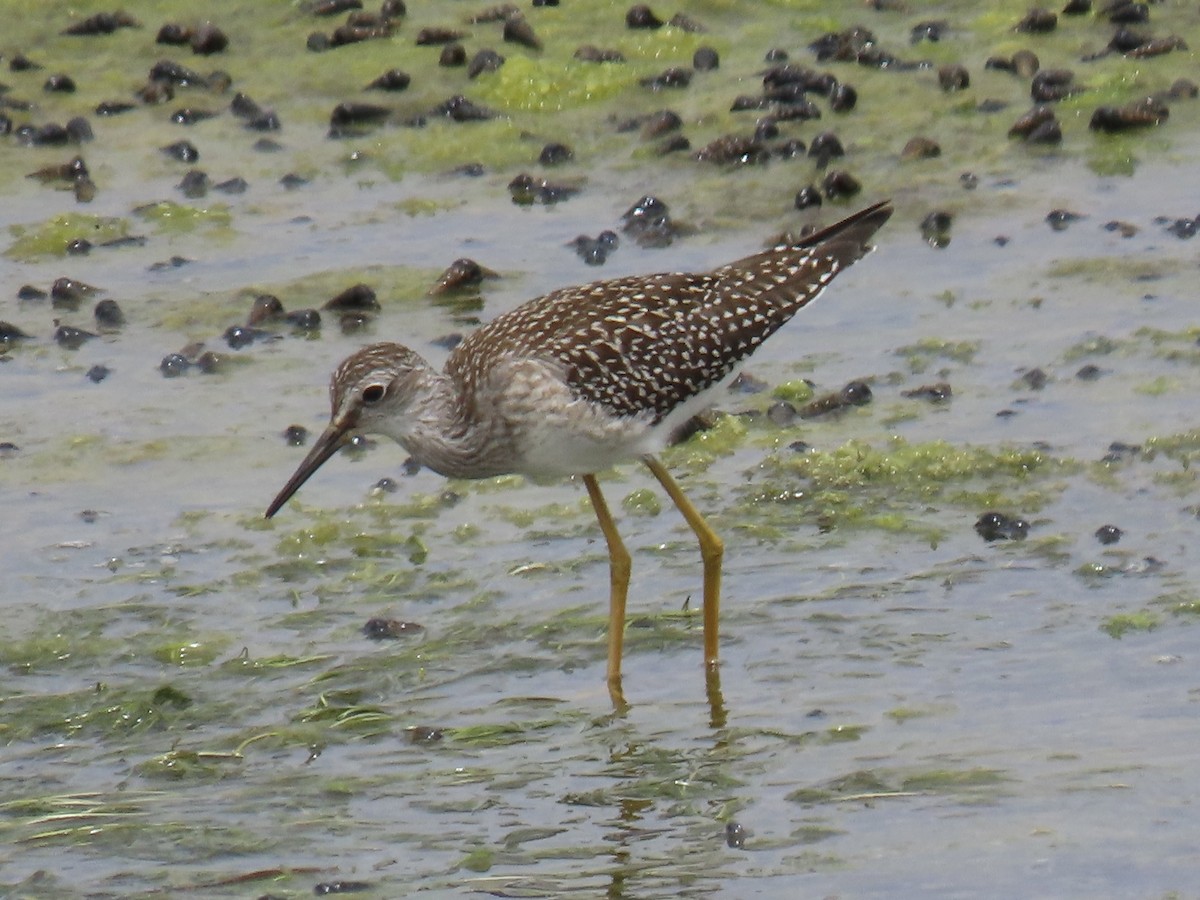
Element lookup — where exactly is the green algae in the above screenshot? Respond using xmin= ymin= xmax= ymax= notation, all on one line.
xmin=1047 ymin=256 xmax=1184 ymax=282
xmin=773 ymin=379 xmax=816 ymax=403
xmin=475 ymin=55 xmax=637 ymax=113
xmin=895 ymin=338 xmax=980 ymax=373
xmin=133 ymin=201 xmax=233 ymax=234
xmin=1100 ymin=611 xmax=1159 ymax=639
xmin=622 ymin=487 xmax=662 ymax=516
xmin=5 ymin=213 xmax=135 ymax=260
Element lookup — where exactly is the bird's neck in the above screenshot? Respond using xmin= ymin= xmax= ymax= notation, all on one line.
xmin=391 ymin=371 xmax=511 ymax=480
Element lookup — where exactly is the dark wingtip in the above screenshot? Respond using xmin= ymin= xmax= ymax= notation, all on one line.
xmin=804 ymin=199 xmax=894 ymax=248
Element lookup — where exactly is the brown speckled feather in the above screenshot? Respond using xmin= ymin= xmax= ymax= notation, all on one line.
xmin=446 ymin=200 xmax=891 ymax=423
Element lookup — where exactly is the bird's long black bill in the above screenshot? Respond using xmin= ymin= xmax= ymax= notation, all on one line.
xmin=264 ymin=423 xmax=349 ymax=518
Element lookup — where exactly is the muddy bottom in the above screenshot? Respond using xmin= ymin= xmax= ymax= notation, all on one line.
xmin=3 ymin=1 xmax=1200 ymax=897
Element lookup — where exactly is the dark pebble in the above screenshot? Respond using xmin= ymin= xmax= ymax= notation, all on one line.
xmin=171 ymin=107 xmax=217 ymax=125
xmin=775 ymin=138 xmax=806 ymax=159
xmin=157 ymin=23 xmax=191 ymax=45
xmin=214 ymin=176 xmax=248 ymax=194
xmin=54 ymin=324 xmax=96 ymax=349
xmin=1031 ymin=69 xmax=1077 ymax=103
xmin=67 ymin=239 xmax=92 ymax=256
xmin=766 ymin=401 xmax=797 ymax=426
xmin=367 ymin=69 xmax=411 ymax=91
xmin=508 ymin=172 xmax=580 ymax=205
xmin=754 ymin=118 xmax=779 ymax=141
xmin=694 ymin=135 xmax=769 ymax=166
xmin=430 ymin=258 xmax=498 ymax=293
xmin=62 ymin=11 xmax=139 ymax=36
xmin=230 ymin=92 xmax=263 ymax=118
xmin=363 ymin=617 xmax=424 ymax=640
xmin=725 ymin=822 xmax=746 ymax=849
xmin=51 ymin=277 xmax=101 ymax=306
xmin=1095 ymin=524 xmax=1122 ymax=545
xmin=975 ymin=511 xmax=1029 ymax=541
xmin=1062 ymin=0 xmax=1090 ymax=13
xmin=1012 ymin=50 xmax=1040 ymax=77
xmin=190 ymin=24 xmax=229 ymax=55
xmin=829 ymin=83 xmax=857 ymax=112
xmin=148 ymin=255 xmax=193 ymax=271
xmin=1046 ymin=208 xmax=1081 ymax=230
xmin=329 ymin=101 xmax=390 ymax=136
xmin=439 ymin=43 xmax=467 ymax=67
xmin=1021 ymin=367 xmax=1048 ymax=390
xmin=406 ymin=725 xmax=444 ymax=743
xmin=503 ymin=15 xmax=541 ymax=51
xmin=822 ymin=170 xmax=861 ymax=199
xmin=1075 ymin=364 xmax=1104 ymax=380
xmin=641 ymin=110 xmax=682 ymax=139
xmin=194 ymin=350 xmax=222 ymax=374
xmin=1105 ymin=1 xmax=1148 ymax=24
xmin=285 ymin=309 xmax=321 ymax=330
xmin=1089 ymin=99 xmax=1168 ymax=133
xmin=794 ymin=185 xmax=823 ymax=209
xmin=245 ymin=110 xmax=281 ymax=131
xmin=65 ymin=117 xmax=93 ymax=142
xmin=693 ymin=47 xmax=719 ymax=70
xmin=0 ymin=321 xmax=34 ymax=341
xmin=1165 ymin=218 xmax=1197 ymax=239
xmin=326 ymin=283 xmax=380 ymax=311
xmin=431 ymin=94 xmax=496 ymax=122
xmin=920 ymin=211 xmax=953 ymax=248
xmin=161 ymin=140 xmax=199 ymax=162
xmin=44 ymin=73 xmax=77 ymax=93
xmin=538 ymin=142 xmax=573 ymax=165
xmin=574 ymin=45 xmax=625 ymax=63
xmin=911 ymin=20 xmax=948 ymax=43
xmin=313 ymin=0 xmax=363 ymax=15
xmin=9 ymin=53 xmax=41 ymax=71
xmin=416 ymin=27 xmax=464 ymax=45
xmin=223 ymin=325 xmax=268 ymax=349
xmin=96 ymin=100 xmax=135 ymax=116
xmin=149 ymin=59 xmax=206 ymax=87
xmin=902 ymin=136 xmax=941 ymax=159
xmin=641 ymin=67 xmax=692 ymax=90
xmin=178 ymin=169 xmax=209 ymax=198
xmin=284 ymin=424 xmax=308 ymax=446
xmin=159 ymin=353 xmax=190 ymax=377
xmin=902 ymin=382 xmax=952 ymax=401
xmin=841 ymin=380 xmax=872 ymax=405
xmin=93 ymin=298 xmax=124 ymax=328
xmin=86 ymin=364 xmax=110 ymax=383
xmin=247 ymin=294 xmax=284 ymax=325
xmin=938 ymin=64 xmax=969 ymax=91
xmin=280 ymin=172 xmax=308 ymax=189
xmin=808 ymin=131 xmax=844 ymax=168
xmin=1015 ymin=8 xmax=1057 ymax=32
xmin=626 ymin=4 xmax=663 ymax=28
xmin=1102 ymin=441 xmax=1141 ymax=463
xmin=313 ymin=881 xmax=373 ymax=895
xmin=17 ymin=285 xmax=48 ymax=300
xmin=467 ymin=49 xmax=505 ymax=78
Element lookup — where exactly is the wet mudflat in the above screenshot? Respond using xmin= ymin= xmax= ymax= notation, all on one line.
xmin=2 ymin=1 xmax=1200 ymax=897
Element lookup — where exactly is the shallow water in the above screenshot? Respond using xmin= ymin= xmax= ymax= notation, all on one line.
xmin=3 ymin=1 xmax=1200 ymax=897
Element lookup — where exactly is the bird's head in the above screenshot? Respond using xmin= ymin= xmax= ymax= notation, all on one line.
xmin=265 ymin=342 xmax=429 ymax=518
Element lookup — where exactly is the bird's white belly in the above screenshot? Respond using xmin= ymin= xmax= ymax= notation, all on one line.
xmin=493 ymin=357 xmax=738 ymax=479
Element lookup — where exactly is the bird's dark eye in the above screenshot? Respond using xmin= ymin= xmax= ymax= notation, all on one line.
xmin=362 ymin=384 xmax=386 ymax=403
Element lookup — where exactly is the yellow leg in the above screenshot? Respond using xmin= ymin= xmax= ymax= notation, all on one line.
xmin=582 ymin=473 xmax=631 ymax=700
xmin=642 ymin=455 xmax=724 ymax=670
